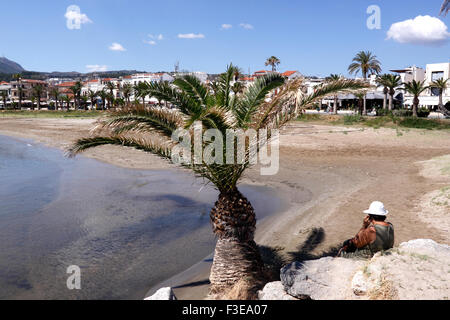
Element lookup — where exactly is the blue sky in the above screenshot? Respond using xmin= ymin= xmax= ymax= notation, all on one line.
xmin=1 ymin=0 xmax=449 ymax=77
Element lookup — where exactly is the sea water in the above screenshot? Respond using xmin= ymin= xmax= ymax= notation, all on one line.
xmin=0 ymin=135 xmax=283 ymax=299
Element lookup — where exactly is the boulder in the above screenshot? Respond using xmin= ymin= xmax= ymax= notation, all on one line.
xmin=258 ymin=282 xmax=298 ymax=300
xmin=279 ymin=239 xmax=450 ymax=300
xmin=281 ymin=257 xmax=365 ymax=300
xmin=144 ymin=287 xmax=177 ymax=300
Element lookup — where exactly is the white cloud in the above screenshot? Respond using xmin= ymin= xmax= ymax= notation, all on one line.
xmin=221 ymin=24 xmax=232 ymax=30
xmin=144 ymin=40 xmax=157 ymax=45
xmin=86 ymin=65 xmax=108 ymax=72
xmin=157 ymin=34 xmax=164 ymax=40
xmin=387 ymin=15 xmax=450 ymax=45
xmin=239 ymin=23 xmax=254 ymax=30
xmin=109 ymin=42 xmax=126 ymax=51
xmin=178 ymin=33 xmax=205 ymax=39
xmin=65 ymin=5 xmax=92 ymax=30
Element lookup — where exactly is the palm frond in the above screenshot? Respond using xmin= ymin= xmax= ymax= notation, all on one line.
xmin=234 ymin=73 xmax=285 ymax=127
xmin=67 ymin=136 xmax=172 ymax=159
xmin=173 ymin=75 xmax=212 ymax=108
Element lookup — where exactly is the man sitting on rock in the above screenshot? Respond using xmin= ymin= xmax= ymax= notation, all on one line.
xmin=339 ymin=201 xmax=394 ymax=258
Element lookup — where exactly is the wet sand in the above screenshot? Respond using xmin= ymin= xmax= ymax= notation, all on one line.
xmin=1 ymin=117 xmax=449 ymax=299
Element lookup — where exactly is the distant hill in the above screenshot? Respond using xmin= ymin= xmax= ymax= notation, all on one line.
xmin=0 ymin=57 xmax=25 ymax=74
xmin=0 ymin=70 xmax=146 ymax=82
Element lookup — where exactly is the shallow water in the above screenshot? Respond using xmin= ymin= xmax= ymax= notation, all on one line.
xmin=0 ymin=135 xmax=284 ymax=299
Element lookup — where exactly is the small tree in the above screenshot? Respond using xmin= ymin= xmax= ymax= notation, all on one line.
xmin=430 ymin=78 xmax=449 ymax=117
xmin=402 ymin=80 xmax=429 ymax=117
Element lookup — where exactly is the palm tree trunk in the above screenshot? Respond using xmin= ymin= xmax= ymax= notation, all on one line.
xmin=209 ymin=190 xmax=263 ymax=294
xmin=388 ymin=94 xmax=393 ymax=111
xmin=413 ymin=96 xmax=419 ymax=117
xmin=363 ymin=95 xmax=367 ymax=115
xmin=383 ymin=94 xmax=387 ymax=110
xmin=333 ymin=96 xmax=338 ymax=115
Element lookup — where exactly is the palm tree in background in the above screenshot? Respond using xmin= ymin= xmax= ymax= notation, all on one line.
xmin=31 ymin=84 xmax=44 ymax=111
xmin=402 ymin=80 xmax=429 ymax=117
xmin=49 ymin=87 xmax=60 ymax=111
xmin=87 ymin=90 xmax=98 ymax=110
xmin=430 ymin=78 xmax=450 ymax=117
xmin=68 ymin=64 xmax=368 ymax=294
xmin=348 ymin=51 xmax=382 ymax=116
xmin=106 ymin=81 xmax=116 ymax=108
xmin=134 ymin=82 xmax=147 ymax=106
xmin=1 ymin=90 xmax=7 ymax=109
xmin=265 ymin=56 xmax=280 ymax=72
xmin=384 ymin=74 xmax=401 ymax=111
xmin=348 ymin=51 xmax=382 ymax=79
xmin=69 ymin=81 xmax=83 ymax=111
xmin=62 ymin=95 xmax=71 ymax=111
xmin=121 ymin=83 xmax=133 ymax=106
xmin=326 ymin=74 xmax=341 ymax=114
xmin=376 ymin=74 xmax=390 ymax=110
xmin=98 ymin=90 xmax=108 ymax=110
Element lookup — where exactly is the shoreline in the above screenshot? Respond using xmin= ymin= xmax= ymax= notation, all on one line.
xmin=1 ymin=117 xmax=450 ymax=299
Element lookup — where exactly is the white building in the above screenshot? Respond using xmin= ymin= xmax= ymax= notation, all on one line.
xmin=393 ymin=62 xmax=450 ymax=108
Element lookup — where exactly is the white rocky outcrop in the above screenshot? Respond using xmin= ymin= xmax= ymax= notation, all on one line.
xmin=258 ymin=281 xmax=298 ymax=300
xmin=144 ymin=287 xmax=177 ymax=300
xmin=260 ymin=239 xmax=450 ymax=300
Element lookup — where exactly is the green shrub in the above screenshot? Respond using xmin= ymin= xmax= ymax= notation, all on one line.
xmin=297 ymin=113 xmax=321 ymax=121
xmin=343 ymin=114 xmax=364 ymax=125
xmin=398 ymin=118 xmax=450 ymax=130
xmin=393 ymin=109 xmax=413 ymax=117
xmin=417 ymin=108 xmax=431 ymax=118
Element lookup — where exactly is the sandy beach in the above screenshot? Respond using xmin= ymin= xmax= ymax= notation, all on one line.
xmin=1 ymin=117 xmax=449 ymax=299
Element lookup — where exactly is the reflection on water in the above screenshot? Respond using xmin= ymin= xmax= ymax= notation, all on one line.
xmin=0 ymin=135 xmax=284 ymax=299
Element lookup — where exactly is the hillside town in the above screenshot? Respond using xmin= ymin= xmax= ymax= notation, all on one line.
xmin=1 ymin=62 xmax=449 ymax=115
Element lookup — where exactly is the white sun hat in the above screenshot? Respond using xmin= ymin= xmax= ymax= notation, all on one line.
xmin=363 ymin=201 xmax=389 ymax=216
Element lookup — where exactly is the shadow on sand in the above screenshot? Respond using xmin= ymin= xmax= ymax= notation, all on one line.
xmin=259 ymin=227 xmax=342 ymax=281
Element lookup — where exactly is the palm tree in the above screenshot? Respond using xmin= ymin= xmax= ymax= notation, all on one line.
xmin=265 ymin=56 xmax=280 ymax=72
xmin=121 ymin=83 xmax=133 ymax=106
xmin=430 ymin=78 xmax=450 ymax=117
xmin=106 ymin=81 xmax=116 ymax=108
xmin=134 ymin=82 xmax=147 ymax=105
xmin=69 ymin=81 xmax=83 ymax=111
xmin=326 ymin=74 xmax=341 ymax=114
xmin=402 ymin=80 xmax=429 ymax=117
xmin=68 ymin=64 xmax=367 ymax=294
xmin=32 ymin=84 xmax=44 ymax=111
xmin=1 ymin=90 xmax=8 ymax=109
xmin=98 ymin=90 xmax=108 ymax=110
xmin=348 ymin=51 xmax=382 ymax=116
xmin=376 ymin=74 xmax=390 ymax=110
xmin=354 ymin=91 xmax=366 ymax=115
xmin=384 ymin=74 xmax=401 ymax=111
xmin=49 ymin=87 xmax=60 ymax=111
xmin=62 ymin=95 xmax=71 ymax=111
xmin=348 ymin=51 xmax=382 ymax=79
xmin=88 ymin=90 xmax=98 ymax=110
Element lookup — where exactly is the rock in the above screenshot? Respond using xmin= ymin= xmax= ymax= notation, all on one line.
xmin=144 ymin=287 xmax=177 ymax=300
xmin=281 ymin=257 xmax=365 ymax=300
xmin=351 ymin=271 xmax=367 ymax=296
xmin=258 ymin=282 xmax=298 ymax=300
xmin=274 ymin=239 xmax=450 ymax=300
